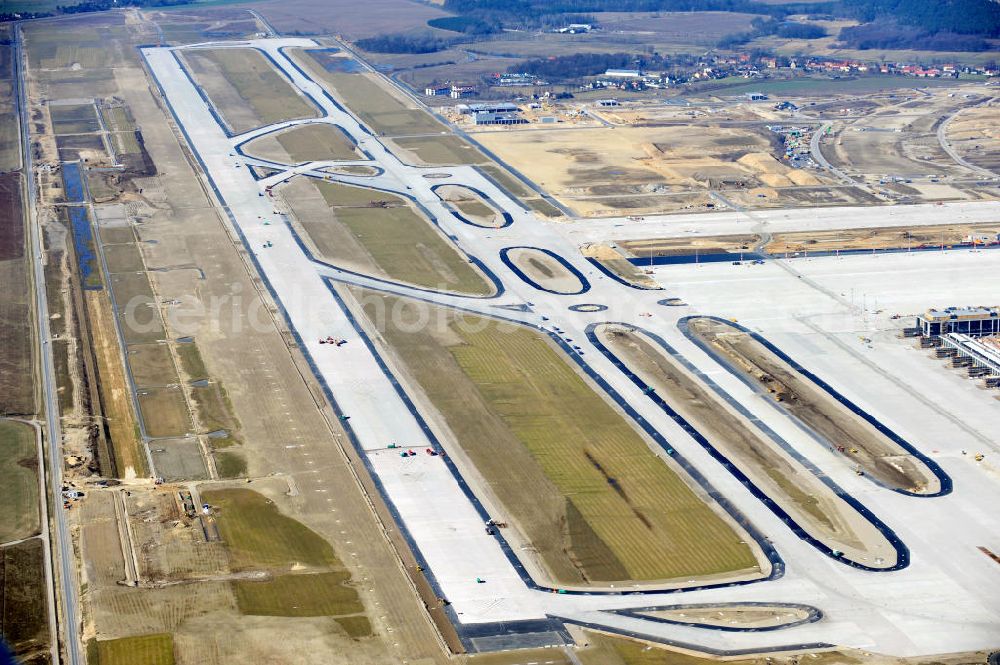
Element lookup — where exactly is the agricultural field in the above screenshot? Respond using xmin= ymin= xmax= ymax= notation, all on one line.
xmin=182 ymin=48 xmax=320 ymax=134
xmin=0 ymin=421 xmax=39 ymax=543
xmin=292 ymin=49 xmax=444 ymax=136
xmin=90 ymin=633 xmax=174 ymax=665
xmin=359 ymin=294 xmax=761 ymax=586
xmin=49 ymin=102 xmax=99 ymax=134
xmin=474 ymin=124 xmax=832 ymax=216
xmin=283 ymin=178 xmax=492 ymax=295
xmin=243 ymin=123 xmax=360 ymax=163
xmin=253 ymin=0 xmax=451 ymax=40
xmin=0 ymin=172 xmax=33 ymax=416
xmin=0 ymin=45 xmax=20 ymax=172
xmin=0 ymin=539 xmax=50 ymax=662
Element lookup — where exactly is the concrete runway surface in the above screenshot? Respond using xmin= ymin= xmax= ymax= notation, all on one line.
xmin=142 ymin=38 xmax=1000 ymax=656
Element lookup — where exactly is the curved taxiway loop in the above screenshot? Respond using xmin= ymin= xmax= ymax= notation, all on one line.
xmin=678 ymin=316 xmax=952 ymax=498
xmin=142 ymin=37 xmax=1000 ymax=658
xmin=611 ymin=601 xmax=823 ymax=633
xmin=587 ymin=322 xmax=909 ymax=572
xmin=430 ymin=184 xmax=514 ymax=229
xmin=499 ymin=246 xmax=591 ymax=296
xmin=280 ymin=214 xmax=507 ymax=301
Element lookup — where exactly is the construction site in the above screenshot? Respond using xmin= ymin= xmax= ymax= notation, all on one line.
xmin=6 ymin=5 xmax=1000 ymax=665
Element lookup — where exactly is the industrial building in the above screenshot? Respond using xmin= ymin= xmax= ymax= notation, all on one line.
xmin=458 ymin=102 xmax=520 ymax=114
xmin=424 ymin=85 xmax=450 ymax=96
xmin=473 ymin=111 xmax=528 ymax=126
xmin=604 ymin=69 xmax=642 ymax=78
xmin=449 ymin=85 xmax=478 ymax=99
xmin=917 ymin=306 xmax=1000 ymax=337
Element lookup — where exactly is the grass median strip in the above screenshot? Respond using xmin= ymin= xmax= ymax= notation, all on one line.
xmin=289 ymin=180 xmax=492 ymax=295
xmin=359 ymin=294 xmax=760 ymax=586
xmin=185 ymin=48 xmax=319 ymax=133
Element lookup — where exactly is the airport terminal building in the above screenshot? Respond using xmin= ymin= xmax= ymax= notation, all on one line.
xmin=917 ymin=306 xmax=1000 ymax=337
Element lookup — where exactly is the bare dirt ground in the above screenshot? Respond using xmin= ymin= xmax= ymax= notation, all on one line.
xmin=686 ymin=318 xmax=940 ymax=494
xmin=827 ymin=90 xmax=1000 ymax=201
xmin=579 ymin=631 xmax=996 ymax=665
xmin=639 ymin=605 xmax=812 ymax=629
xmin=580 ymin=244 xmax=660 ymax=289
xmin=475 ymin=124 xmax=835 ymax=217
xmin=944 ymin=99 xmax=1000 ymax=174
xmin=598 ymin=325 xmax=897 ymax=568
xmin=435 ymin=185 xmax=501 ymax=227
xmin=766 ymin=223 xmax=1000 ymax=254
xmin=620 ymin=235 xmax=759 ymax=258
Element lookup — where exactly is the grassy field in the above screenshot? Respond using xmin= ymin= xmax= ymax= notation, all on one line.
xmin=245 ymin=123 xmax=359 ymax=163
xmin=92 ymin=633 xmax=174 ymax=665
xmin=0 ymin=539 xmax=49 ymax=659
xmin=360 ymin=295 xmax=759 ymax=585
xmin=0 ymin=421 xmax=39 ymax=543
xmin=213 ymin=450 xmax=246 ymax=479
xmin=184 ymin=48 xmax=319 ymax=134
xmin=393 ymin=135 xmax=487 ymax=166
xmin=110 ymin=272 xmax=166 ymax=344
xmin=293 ymin=50 xmax=443 ymax=136
xmin=127 ymin=343 xmax=177 ymax=388
xmin=233 ymin=571 xmax=362 ymax=617
xmin=175 ymin=341 xmax=208 ymax=381
xmin=0 ymin=46 xmax=21 ymax=172
xmin=190 ymin=383 xmax=238 ymax=433
xmin=298 ymin=181 xmax=492 ymax=295
xmin=0 ymin=173 xmax=34 ymax=416
xmin=526 ymin=197 xmax=564 ymax=218
xmin=137 ymin=387 xmax=191 ymax=438
xmin=201 ymin=489 xmax=369 ymax=621
xmin=101 ymin=242 xmax=145 ymax=274
xmin=200 ymin=488 xmax=340 ymax=571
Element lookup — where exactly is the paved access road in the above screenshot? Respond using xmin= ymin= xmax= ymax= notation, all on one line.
xmin=144 ymin=39 xmax=1000 ymax=657
xmin=15 ymin=24 xmax=82 ymax=665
